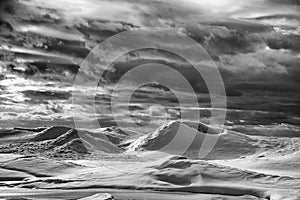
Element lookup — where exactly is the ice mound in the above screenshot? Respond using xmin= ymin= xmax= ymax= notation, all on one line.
xmin=127 ymin=121 xmax=184 ymax=151
xmin=54 ymin=138 xmax=89 ymax=154
xmin=0 ymin=126 xmax=123 ymax=158
xmin=128 ymin=121 xmax=260 ymax=159
xmin=47 ymin=129 xmax=80 ymax=147
xmin=100 ymin=126 xmax=131 ymax=145
xmin=31 ymin=126 xmax=73 ymax=141
xmin=76 ymin=129 xmax=122 ymax=154
xmin=182 ymin=121 xmax=221 ymax=135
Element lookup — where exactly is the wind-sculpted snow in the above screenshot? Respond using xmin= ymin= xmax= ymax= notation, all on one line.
xmin=0 ymin=121 xmax=299 ymax=199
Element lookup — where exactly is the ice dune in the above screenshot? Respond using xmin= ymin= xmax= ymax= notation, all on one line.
xmin=213 ymin=149 xmax=300 ymax=179
xmin=153 ymin=157 xmax=300 ymax=200
xmin=0 ymin=155 xmax=83 ymax=179
xmin=0 ymin=155 xmax=296 ymax=199
xmin=79 ymin=193 xmax=115 ymax=200
xmin=0 ymin=167 xmax=34 ymax=182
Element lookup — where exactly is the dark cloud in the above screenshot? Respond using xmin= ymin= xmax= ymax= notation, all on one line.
xmin=203 ymin=30 xmax=256 ymax=55
xmin=0 ymin=0 xmax=15 ymax=15
xmin=251 ymin=14 xmax=300 ymax=21
xmin=265 ymin=34 xmax=300 ymax=52
xmin=220 ymin=49 xmax=300 ymax=83
xmin=266 ymin=0 xmax=300 ymax=5
xmin=1 ymin=0 xmax=300 ymax=96
xmin=206 ymin=20 xmax=273 ymax=33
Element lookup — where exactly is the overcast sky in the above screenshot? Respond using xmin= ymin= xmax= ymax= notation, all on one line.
xmin=1 ymin=0 xmax=300 ymax=89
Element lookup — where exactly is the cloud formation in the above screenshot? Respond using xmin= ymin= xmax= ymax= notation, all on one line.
xmin=1 ymin=0 xmax=299 ymax=93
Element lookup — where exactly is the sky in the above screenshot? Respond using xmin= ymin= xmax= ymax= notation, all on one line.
xmin=0 ymin=0 xmax=299 ymax=129
xmin=13 ymin=0 xmax=299 ymax=86
xmin=0 ymin=0 xmax=299 ymax=92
